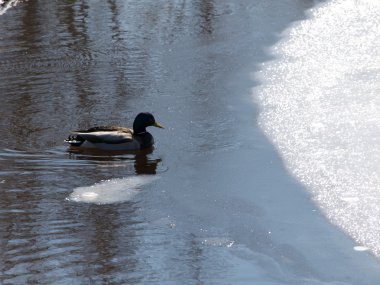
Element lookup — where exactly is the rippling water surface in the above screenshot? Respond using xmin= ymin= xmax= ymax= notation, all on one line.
xmin=2 ymin=1 xmax=380 ymax=284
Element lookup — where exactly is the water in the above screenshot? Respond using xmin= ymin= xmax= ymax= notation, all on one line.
xmin=256 ymin=0 xmax=380 ymax=257
xmin=1 ymin=1 xmax=380 ymax=284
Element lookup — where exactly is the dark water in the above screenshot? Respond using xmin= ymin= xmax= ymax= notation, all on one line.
xmin=2 ymin=1 xmax=380 ymax=284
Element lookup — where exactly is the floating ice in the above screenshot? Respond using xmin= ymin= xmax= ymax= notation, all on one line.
xmin=68 ymin=175 xmax=159 ymax=204
xmin=0 ymin=0 xmax=22 ymax=15
xmin=201 ymin=237 xmax=235 ymax=248
xmin=354 ymin=246 xmax=369 ymax=252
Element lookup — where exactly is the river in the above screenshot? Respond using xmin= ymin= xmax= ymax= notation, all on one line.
xmin=1 ymin=1 xmax=380 ymax=284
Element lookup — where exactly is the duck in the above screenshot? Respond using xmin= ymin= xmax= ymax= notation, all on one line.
xmin=65 ymin=112 xmax=164 ymax=151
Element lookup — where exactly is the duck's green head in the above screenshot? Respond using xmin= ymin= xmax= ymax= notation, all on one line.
xmin=133 ymin=112 xmax=164 ymax=133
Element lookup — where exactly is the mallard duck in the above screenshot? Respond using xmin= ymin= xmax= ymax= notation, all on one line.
xmin=65 ymin=112 xmax=164 ymax=151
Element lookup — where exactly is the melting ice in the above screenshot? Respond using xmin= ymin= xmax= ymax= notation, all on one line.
xmin=255 ymin=0 xmax=380 ymax=256
xmin=68 ymin=175 xmax=159 ymax=204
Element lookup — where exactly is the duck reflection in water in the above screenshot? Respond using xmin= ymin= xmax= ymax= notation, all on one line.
xmin=67 ymin=147 xmax=162 ymax=175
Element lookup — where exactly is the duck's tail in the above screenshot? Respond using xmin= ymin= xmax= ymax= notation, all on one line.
xmin=64 ymin=135 xmax=85 ymax=147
